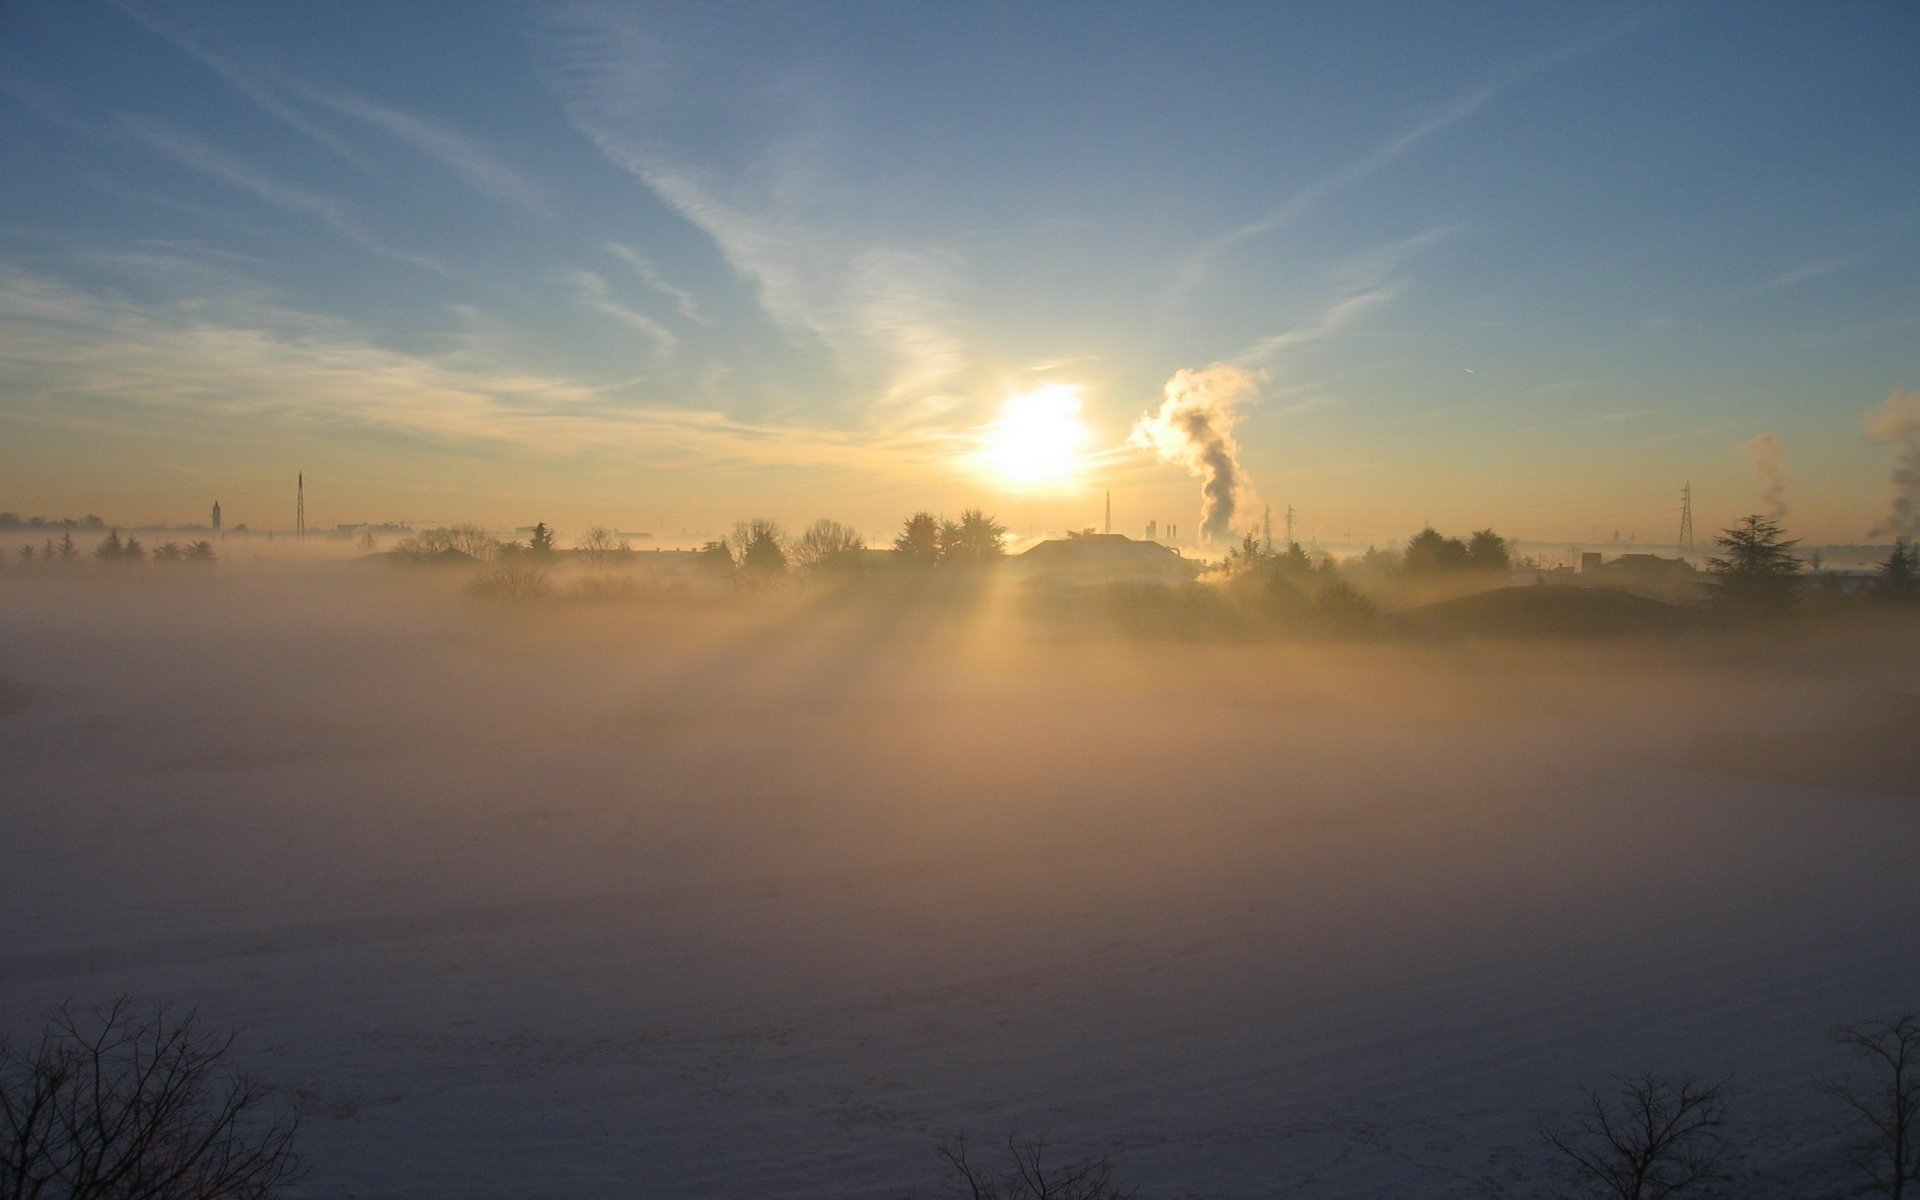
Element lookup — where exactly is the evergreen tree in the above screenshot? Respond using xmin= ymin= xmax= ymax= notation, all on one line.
xmin=527 ymin=522 xmax=557 ymax=560
xmin=1404 ymin=527 xmax=1471 ymax=573
xmin=892 ymin=511 xmax=941 ymax=565
xmin=731 ymin=518 xmax=787 ymax=586
xmin=94 ymin=530 xmax=124 ymax=561
xmin=1466 ymin=528 xmax=1511 ymax=572
xmin=1705 ymin=514 xmax=1802 ymax=613
xmin=945 ymin=509 xmax=1007 ymax=564
xmin=1878 ymin=538 xmax=1918 ymax=604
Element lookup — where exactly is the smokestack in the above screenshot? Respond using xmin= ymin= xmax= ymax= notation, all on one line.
xmin=1866 ymin=391 xmax=1920 ymax=539
xmin=1738 ymin=432 xmax=1791 ymax=519
xmin=1129 ymin=364 xmax=1259 ymax=546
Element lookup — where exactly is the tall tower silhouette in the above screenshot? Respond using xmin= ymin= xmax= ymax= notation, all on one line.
xmin=1284 ymin=503 xmax=1296 ymax=547
xmin=210 ymin=499 xmax=221 ymax=533
xmin=1678 ymin=481 xmax=1694 ymax=554
xmin=1262 ymin=504 xmax=1272 ymax=552
xmin=295 ymin=472 xmax=306 ymax=541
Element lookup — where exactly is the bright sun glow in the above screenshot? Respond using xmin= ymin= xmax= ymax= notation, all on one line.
xmin=981 ymin=385 xmax=1090 ymax=489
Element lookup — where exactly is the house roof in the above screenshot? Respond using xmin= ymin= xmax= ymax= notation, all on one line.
xmin=1019 ymin=534 xmax=1183 ymax=562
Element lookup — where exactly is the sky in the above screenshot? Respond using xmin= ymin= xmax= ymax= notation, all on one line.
xmin=1 ymin=1 xmax=1916 ymax=547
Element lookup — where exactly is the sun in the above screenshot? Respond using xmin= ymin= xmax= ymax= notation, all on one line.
xmin=980 ymin=385 xmax=1090 ymax=489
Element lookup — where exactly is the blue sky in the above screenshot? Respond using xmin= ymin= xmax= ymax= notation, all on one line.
xmin=1 ymin=1 xmax=1915 ymax=545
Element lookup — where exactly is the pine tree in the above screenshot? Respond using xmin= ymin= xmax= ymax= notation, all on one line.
xmin=892 ymin=511 xmax=941 ymax=565
xmin=1705 ymin=514 xmax=1802 ymax=613
xmin=1879 ymin=538 xmax=1918 ymax=604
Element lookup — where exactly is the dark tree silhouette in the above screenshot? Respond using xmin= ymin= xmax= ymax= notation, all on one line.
xmin=1404 ymin=527 xmax=1471 ymax=573
xmin=58 ymin=533 xmax=76 ymax=562
xmin=693 ymin=538 xmax=734 ymax=577
xmin=731 ymin=519 xmax=787 ymax=585
xmin=186 ymin=540 xmax=217 ymax=563
xmin=1466 ymin=528 xmax=1511 ymax=572
xmin=1704 ymin=514 xmax=1801 ymax=613
xmin=791 ymin=519 xmax=865 ymax=574
xmin=576 ymin=525 xmax=625 ymax=569
xmin=935 ymin=1135 xmax=1134 ymax=1200
xmin=93 ymin=531 xmax=124 ymax=562
xmin=1539 ymin=1075 xmax=1730 ymax=1200
xmin=1879 ymin=539 xmax=1918 ymax=604
xmin=893 ymin=511 xmax=941 ymax=565
xmin=527 ymin=522 xmax=557 ymax=560
xmin=1823 ymin=1012 xmax=1920 ymax=1200
xmin=0 ymin=998 xmax=301 ymax=1200
xmin=943 ymin=509 xmax=1007 ymax=564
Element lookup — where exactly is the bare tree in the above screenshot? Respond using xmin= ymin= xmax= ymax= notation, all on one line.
xmin=934 ymin=1134 xmax=1134 ymax=1200
xmin=1539 ymin=1075 xmax=1730 ymax=1200
xmin=575 ymin=525 xmax=625 ymax=569
xmin=0 ymin=998 xmax=301 ymax=1200
xmin=1823 ymin=1012 xmax=1920 ymax=1199
xmin=789 ymin=518 xmax=866 ymax=574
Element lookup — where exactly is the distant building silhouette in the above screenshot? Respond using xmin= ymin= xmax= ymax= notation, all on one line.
xmin=1017 ymin=533 xmax=1197 ymax=588
xmin=210 ymin=500 xmax=222 ymax=533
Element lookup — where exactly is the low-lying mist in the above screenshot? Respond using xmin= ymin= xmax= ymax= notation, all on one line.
xmin=3 ymin=561 xmax=1917 ymax=1198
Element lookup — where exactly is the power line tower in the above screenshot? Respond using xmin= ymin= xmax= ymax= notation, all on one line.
xmin=1677 ymin=481 xmax=1694 ymax=554
xmin=296 ymin=471 xmax=306 ymax=541
xmin=1284 ymin=503 xmax=1295 ymax=547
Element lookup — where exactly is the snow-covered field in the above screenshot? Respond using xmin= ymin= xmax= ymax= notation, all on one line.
xmin=4 ymin=565 xmax=1917 ymax=1198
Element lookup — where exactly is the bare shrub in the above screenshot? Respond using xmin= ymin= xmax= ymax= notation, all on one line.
xmin=468 ymin=558 xmax=552 ymax=601
xmin=0 ymin=998 xmax=301 ymax=1200
xmin=934 ymin=1134 xmax=1134 ymax=1200
xmin=1823 ymin=1012 xmax=1920 ymax=1199
xmin=1539 ymin=1075 xmax=1730 ymax=1200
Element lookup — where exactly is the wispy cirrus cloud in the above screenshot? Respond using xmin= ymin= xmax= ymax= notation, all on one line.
xmin=316 ymin=92 xmax=552 ymax=215
xmin=122 ymin=116 xmax=447 ymax=274
xmin=605 ymin=242 xmax=704 ymax=325
xmin=1230 ymin=283 xmax=1405 ymax=368
xmin=0 ymin=262 xmax=959 ymax=476
xmin=1166 ymin=21 xmax=1645 ymax=310
xmin=544 ymin=7 xmax=972 ymax=427
xmin=565 ymin=269 xmax=677 ymax=355
xmin=111 ymin=0 xmax=368 ymax=167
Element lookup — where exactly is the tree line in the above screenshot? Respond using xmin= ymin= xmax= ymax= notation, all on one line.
xmin=2 ymin=529 xmax=216 ymax=569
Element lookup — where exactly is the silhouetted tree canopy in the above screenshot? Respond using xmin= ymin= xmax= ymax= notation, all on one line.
xmin=1404 ymin=527 xmax=1472 ymax=574
xmin=893 ymin=511 xmax=941 ymax=565
xmin=1879 ymin=538 xmax=1918 ymax=604
xmin=1467 ymin=528 xmax=1511 ymax=572
xmin=943 ymin=509 xmax=1007 ymax=564
xmin=527 ymin=522 xmax=557 ymax=559
xmin=731 ymin=518 xmax=787 ymax=585
xmin=791 ymin=519 xmax=865 ymax=574
xmin=1705 ymin=514 xmax=1802 ymax=613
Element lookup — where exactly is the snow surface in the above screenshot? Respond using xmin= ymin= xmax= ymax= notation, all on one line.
xmin=3 ymin=565 xmax=1917 ymax=1198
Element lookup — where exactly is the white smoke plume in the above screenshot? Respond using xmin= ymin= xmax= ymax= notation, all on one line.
xmin=1130 ymin=365 xmax=1259 ymax=545
xmin=1738 ymin=431 xmax=1791 ymax=520
xmin=1865 ymin=390 xmax=1920 ymax=539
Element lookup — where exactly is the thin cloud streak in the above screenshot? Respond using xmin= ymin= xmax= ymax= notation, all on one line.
xmin=605 ymin=242 xmax=705 ymax=324
xmin=0 ymin=264 xmax=961 ymax=478
xmin=1166 ymin=23 xmax=1644 ymax=310
xmin=122 ymin=116 xmax=448 ymax=274
xmin=545 ymin=10 xmax=971 ymax=430
xmin=111 ymin=0 xmax=368 ymax=168
xmin=565 ymin=269 xmax=677 ymax=355
xmin=316 ymin=92 xmax=552 ymax=215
